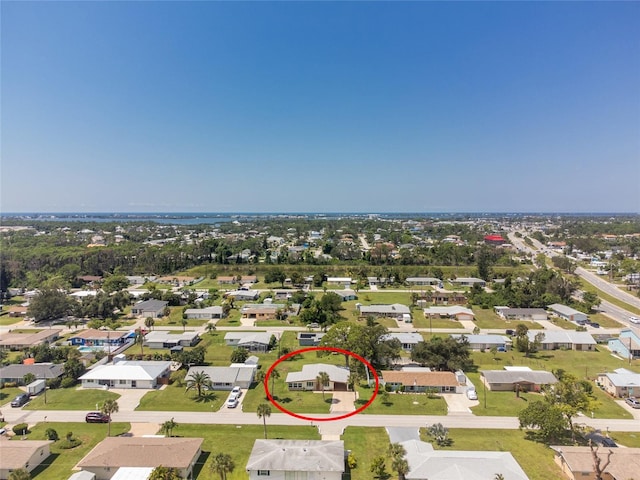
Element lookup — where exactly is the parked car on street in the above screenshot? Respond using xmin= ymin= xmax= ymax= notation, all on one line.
xmin=85 ymin=412 xmax=110 ymax=423
xmin=11 ymin=393 xmax=29 ymax=408
xmin=625 ymin=397 xmax=640 ymax=409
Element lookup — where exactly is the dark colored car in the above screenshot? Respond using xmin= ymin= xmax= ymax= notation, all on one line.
xmin=599 ymin=437 xmax=617 ymax=448
xmin=85 ymin=412 xmax=110 ymax=423
xmin=11 ymin=393 xmax=29 ymax=408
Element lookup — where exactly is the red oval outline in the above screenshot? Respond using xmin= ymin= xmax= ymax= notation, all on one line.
xmin=264 ymin=346 xmax=379 ymax=422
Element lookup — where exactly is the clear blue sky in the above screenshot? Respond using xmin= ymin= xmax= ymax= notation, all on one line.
xmin=2 ymin=1 xmax=639 ymax=213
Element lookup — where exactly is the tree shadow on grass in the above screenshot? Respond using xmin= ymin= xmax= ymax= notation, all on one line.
xmin=193 ymin=392 xmax=218 ymax=404
xmin=275 ymin=396 xmax=292 ymax=404
xmin=29 ymin=453 xmax=60 ymax=477
xmin=192 ymin=451 xmax=210 ymax=479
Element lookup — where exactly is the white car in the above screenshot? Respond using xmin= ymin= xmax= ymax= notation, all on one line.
xmin=466 ymin=390 xmax=478 ymax=400
xmin=226 ymin=397 xmax=239 ymax=409
xmin=231 ymin=386 xmax=242 ymax=398
xmin=629 ymin=317 xmax=640 ymax=325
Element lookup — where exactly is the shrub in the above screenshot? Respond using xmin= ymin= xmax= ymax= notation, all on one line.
xmin=45 ymin=428 xmax=59 ymax=441
xmin=13 ymin=423 xmax=29 ymax=435
xmin=46 ymin=377 xmax=61 ymax=389
xmin=58 ymin=431 xmax=82 ymax=449
xmin=60 ymin=377 xmax=76 ymax=388
xmin=2 ymin=382 xmax=18 ymax=388
xmin=347 ymin=453 xmax=358 ymax=469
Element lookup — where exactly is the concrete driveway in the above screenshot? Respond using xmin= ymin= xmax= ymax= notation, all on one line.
xmin=442 ymin=393 xmax=477 ymax=414
xmin=103 ymin=388 xmax=150 ymax=411
xmin=330 ymin=391 xmax=356 ymax=413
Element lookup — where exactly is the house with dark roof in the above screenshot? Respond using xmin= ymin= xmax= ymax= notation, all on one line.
xmin=0 ymin=363 xmax=64 ymax=385
xmin=69 ymin=329 xmax=130 ymax=348
xmin=130 ymin=299 xmax=168 ymax=318
xmin=297 ymin=332 xmax=325 ymax=346
xmin=246 ymin=440 xmax=345 ymax=480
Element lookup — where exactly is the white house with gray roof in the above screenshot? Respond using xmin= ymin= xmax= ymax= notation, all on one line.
xmin=359 ymin=303 xmax=411 ymax=319
xmin=451 ymin=277 xmax=486 ymax=287
xmin=186 ymin=365 xmax=257 ymax=390
xmin=495 ymin=307 xmax=548 ymax=322
xmin=547 ymin=303 xmax=588 ymax=324
xmin=286 ymin=363 xmax=350 ymax=391
xmin=184 ymin=306 xmax=224 ymax=320
xmin=144 ymin=330 xmax=200 ymax=349
xmin=381 ymin=332 xmax=424 ymax=351
xmin=246 ymin=439 xmax=345 ymax=480
xmin=79 ymin=360 xmax=172 ymax=389
xmin=597 ymin=368 xmax=640 ymax=398
xmin=405 ymin=277 xmax=441 ymax=286
xmin=481 ymin=368 xmax=558 ymax=392
xmin=526 ymin=330 xmax=596 ymax=351
xmin=400 ymin=438 xmax=529 ymax=480
xmin=130 ymin=299 xmax=168 ymax=318
xmin=224 ymin=332 xmax=275 ymax=352
xmin=450 ymin=334 xmax=511 ymax=351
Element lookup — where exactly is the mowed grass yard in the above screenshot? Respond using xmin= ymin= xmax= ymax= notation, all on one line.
xmin=468 ymin=348 xmax=639 ymax=419
xmin=355 ymin=384 xmax=448 ymax=415
xmin=24 ymin=388 xmax=121 ymax=411
xmin=176 ymin=424 xmax=320 ymax=480
xmin=472 ymin=307 xmax=544 ymax=330
xmin=16 ymin=422 xmax=130 ymax=480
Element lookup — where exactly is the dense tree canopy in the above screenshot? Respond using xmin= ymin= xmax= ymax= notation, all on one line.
xmin=410 ymin=336 xmax=473 ymax=372
xmin=28 ymin=288 xmax=74 ymax=322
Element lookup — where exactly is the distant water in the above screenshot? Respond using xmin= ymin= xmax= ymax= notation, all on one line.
xmin=1 ymin=211 xmax=635 ymax=225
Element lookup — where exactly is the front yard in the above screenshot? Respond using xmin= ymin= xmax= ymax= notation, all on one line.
xmin=24 ymin=388 xmax=121 ymax=411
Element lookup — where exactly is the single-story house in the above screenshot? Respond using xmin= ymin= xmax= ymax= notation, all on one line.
xmin=185 ymin=364 xmax=257 ymax=390
xmin=273 ymin=289 xmax=294 ymax=300
xmin=225 ymin=289 xmax=260 ymax=301
xmin=144 ymin=330 xmax=200 ymax=349
xmin=286 ymin=363 xmax=350 ymax=391
xmin=495 ymin=307 xmax=548 ymax=322
xmin=125 ymin=276 xmax=154 ymax=285
xmin=359 ymin=304 xmax=411 ymax=320
xmin=401 ymin=438 xmax=529 ymax=480
xmin=381 ymin=370 xmax=462 ymax=393
xmin=217 ymin=276 xmax=237 ymax=285
xmin=481 ymin=368 xmax=558 ymax=392
xmin=77 ymin=437 xmax=203 ymax=480
xmin=246 ymin=439 xmax=345 ymax=480
xmin=0 ymin=439 xmax=53 ymax=479
xmin=69 ymin=329 xmax=130 ymax=348
xmin=527 ymin=330 xmax=596 ymax=351
xmin=451 ymin=277 xmax=486 ymax=288
xmin=450 ymin=334 xmax=511 ymax=351
xmin=183 ymin=306 xmax=224 ymax=320
xmin=240 ymin=302 xmax=301 ymax=321
xmin=424 ymin=306 xmax=475 ymax=321
xmin=381 ymin=333 xmax=424 ymax=351
xmin=297 ymin=332 xmax=326 ymax=346
xmin=548 ymin=304 xmax=588 ymax=324
xmin=326 ymin=277 xmax=352 ymax=287
xmin=597 ymin=368 xmax=640 ymax=398
xmin=551 ymin=445 xmax=640 ymax=480
xmin=6 ymin=306 xmax=28 ymax=317
xmin=422 ymin=292 xmax=467 ymax=305
xmin=608 ymin=328 xmax=640 ymax=359
xmin=240 ymin=275 xmax=258 ymax=284
xmin=0 ymin=363 xmax=64 ymax=385
xmin=0 ymin=329 xmax=63 ymax=350
xmin=332 ymin=289 xmax=358 ymax=301
xmin=79 ymin=359 xmax=171 ymax=389
xmin=224 ymin=332 xmax=274 ymax=352
xmin=406 ymin=277 xmax=441 ymax=286
xmin=130 ymin=299 xmax=168 ymax=318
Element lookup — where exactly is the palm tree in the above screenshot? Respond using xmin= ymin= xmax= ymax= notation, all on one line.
xmin=101 ymin=399 xmax=119 ymax=437
xmin=145 ymin=316 xmax=155 ymax=331
xmin=210 ymin=452 xmax=235 ymax=480
xmin=269 ymin=368 xmax=280 ymax=397
xmin=149 ymin=466 xmax=181 ymax=480
xmin=348 ymin=371 xmax=361 ymax=400
xmin=135 ymin=327 xmax=145 ymax=356
xmin=317 ymin=371 xmax=330 ymax=400
xmin=388 ymin=442 xmax=406 ymax=460
xmin=185 ymin=370 xmax=212 ymax=398
xmin=160 ymin=417 xmax=178 ymax=437
xmin=392 ymin=457 xmax=409 ymax=480
xmin=494 ymin=475 xmax=505 ymax=480
xmin=257 ymin=403 xmax=272 ymax=439
xmin=206 ymin=322 xmax=217 ymax=335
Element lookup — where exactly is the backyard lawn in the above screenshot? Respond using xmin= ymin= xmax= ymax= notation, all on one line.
xmin=175 ymin=424 xmax=320 ymax=480
xmin=18 ymin=421 xmax=130 ymax=480
xmin=24 ymin=388 xmax=121 ymax=411
xmin=342 ymin=427 xmax=395 ymax=480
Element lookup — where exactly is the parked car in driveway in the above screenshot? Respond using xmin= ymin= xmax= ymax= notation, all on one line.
xmin=226 ymin=397 xmax=239 ymax=409
xmin=466 ymin=389 xmax=478 ymax=400
xmin=85 ymin=412 xmax=110 ymax=423
xmin=231 ymin=386 xmax=242 ymax=398
xmin=11 ymin=393 xmax=29 ymax=408
xmin=625 ymin=397 xmax=640 ymax=409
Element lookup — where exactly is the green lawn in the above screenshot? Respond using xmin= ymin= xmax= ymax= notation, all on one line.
xmin=468 ymin=349 xmax=638 ymax=419
xmin=0 ymin=386 xmax=24 ymax=407
xmin=176 ymin=424 xmax=320 ymax=480
xmin=355 ymin=384 xmax=448 ymax=415
xmin=472 ymin=307 xmax=543 ymax=330
xmin=587 ymin=312 xmax=625 ymax=329
xmin=137 ymin=383 xmax=225 ymax=412
xmin=0 ymin=316 xmax=23 ymax=326
xmin=422 ymin=428 xmax=564 ymax=480
xmin=24 ymin=388 xmax=121 ymax=411
xmin=18 ymin=421 xmax=130 ymax=480
xmin=342 ymin=427 xmax=394 ymax=480
xmin=578 ymin=278 xmax=640 ymax=317
xmin=609 ymin=431 xmax=640 ymax=447
xmin=412 ymin=310 xmax=465 ymax=329
xmin=151 ymin=306 xmax=208 ymax=328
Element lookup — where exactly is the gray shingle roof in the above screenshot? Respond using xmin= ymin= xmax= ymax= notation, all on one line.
xmin=246 ymin=440 xmax=345 ymax=472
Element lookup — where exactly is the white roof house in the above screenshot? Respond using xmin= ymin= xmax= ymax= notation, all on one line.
xmin=401 ymin=439 xmax=529 ymax=480
xmin=79 ymin=360 xmax=172 ymax=389
xmin=184 ymin=306 xmax=224 ymax=319
xmin=597 ymin=368 xmax=640 ymax=398
xmin=547 ymin=304 xmax=588 ymax=323
xmin=144 ymin=330 xmax=200 ymax=348
xmin=381 ymin=332 xmax=424 ymax=351
xmin=224 ymin=332 xmax=274 ymax=352
xmin=246 ymin=440 xmax=344 ymax=480
xmin=359 ymin=304 xmax=411 ymax=317
xmin=286 ymin=363 xmax=350 ymax=391
xmin=186 ymin=365 xmax=257 ymax=390
xmin=526 ymin=330 xmax=596 ymax=351
xmin=424 ymin=306 xmax=474 ymax=319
